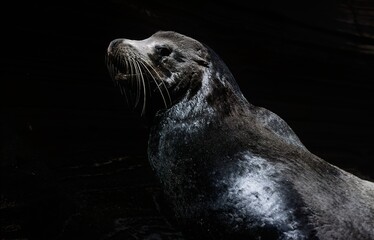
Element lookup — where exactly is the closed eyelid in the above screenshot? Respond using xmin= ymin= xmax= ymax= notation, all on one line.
xmin=155 ymin=45 xmax=172 ymax=56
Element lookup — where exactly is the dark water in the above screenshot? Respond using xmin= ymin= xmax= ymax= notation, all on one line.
xmin=1 ymin=141 xmax=185 ymax=239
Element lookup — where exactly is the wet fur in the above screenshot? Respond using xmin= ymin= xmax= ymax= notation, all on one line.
xmin=107 ymin=31 xmax=374 ymax=240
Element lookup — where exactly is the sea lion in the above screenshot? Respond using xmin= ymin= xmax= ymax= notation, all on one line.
xmin=106 ymin=31 xmax=374 ymax=240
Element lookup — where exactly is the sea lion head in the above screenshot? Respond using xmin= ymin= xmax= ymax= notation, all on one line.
xmin=106 ymin=31 xmax=212 ymax=114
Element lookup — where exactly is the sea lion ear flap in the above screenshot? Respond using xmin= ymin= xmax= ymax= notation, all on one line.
xmin=193 ymin=48 xmax=210 ymax=67
xmin=193 ymin=57 xmax=209 ymax=67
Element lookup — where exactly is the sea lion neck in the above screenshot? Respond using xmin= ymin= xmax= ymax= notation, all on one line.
xmin=159 ymin=68 xmax=249 ymax=124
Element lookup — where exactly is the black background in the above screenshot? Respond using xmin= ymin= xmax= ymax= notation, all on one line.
xmin=2 ymin=1 xmax=374 ymax=239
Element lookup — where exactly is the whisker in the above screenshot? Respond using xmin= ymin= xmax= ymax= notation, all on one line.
xmin=131 ymin=58 xmax=141 ymax=108
xmin=106 ymin=53 xmax=133 ymax=108
xmin=144 ymin=62 xmax=171 ymax=104
xmin=130 ymin=59 xmax=138 ymax=109
xmin=120 ymin=82 xmax=130 ymax=107
xmin=146 ymin=69 xmax=152 ymax=98
xmin=111 ymin=64 xmax=117 ymax=84
xmin=135 ymin=61 xmax=147 ymax=116
xmin=142 ymin=61 xmax=172 ymax=108
xmin=139 ymin=61 xmax=168 ymax=109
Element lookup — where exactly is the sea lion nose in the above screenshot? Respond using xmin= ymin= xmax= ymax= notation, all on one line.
xmin=107 ymin=39 xmax=124 ymax=54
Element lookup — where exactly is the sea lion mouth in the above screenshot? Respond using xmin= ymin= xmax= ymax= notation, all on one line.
xmin=105 ymin=53 xmax=134 ymax=81
xmin=105 ymin=52 xmax=171 ymax=115
xmin=114 ymin=72 xmax=142 ymax=82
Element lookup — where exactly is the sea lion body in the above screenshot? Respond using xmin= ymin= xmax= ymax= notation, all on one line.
xmin=106 ymin=31 xmax=374 ymax=239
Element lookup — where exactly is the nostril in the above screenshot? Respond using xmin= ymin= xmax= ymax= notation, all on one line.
xmin=108 ymin=39 xmax=124 ymax=54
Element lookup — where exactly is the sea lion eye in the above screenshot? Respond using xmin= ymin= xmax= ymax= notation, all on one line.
xmin=155 ymin=45 xmax=172 ymax=56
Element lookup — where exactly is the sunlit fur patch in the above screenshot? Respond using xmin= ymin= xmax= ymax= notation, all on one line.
xmin=221 ymin=152 xmax=306 ymax=239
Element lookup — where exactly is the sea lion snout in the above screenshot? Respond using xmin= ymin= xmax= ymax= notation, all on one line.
xmin=107 ymin=39 xmax=124 ymax=54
